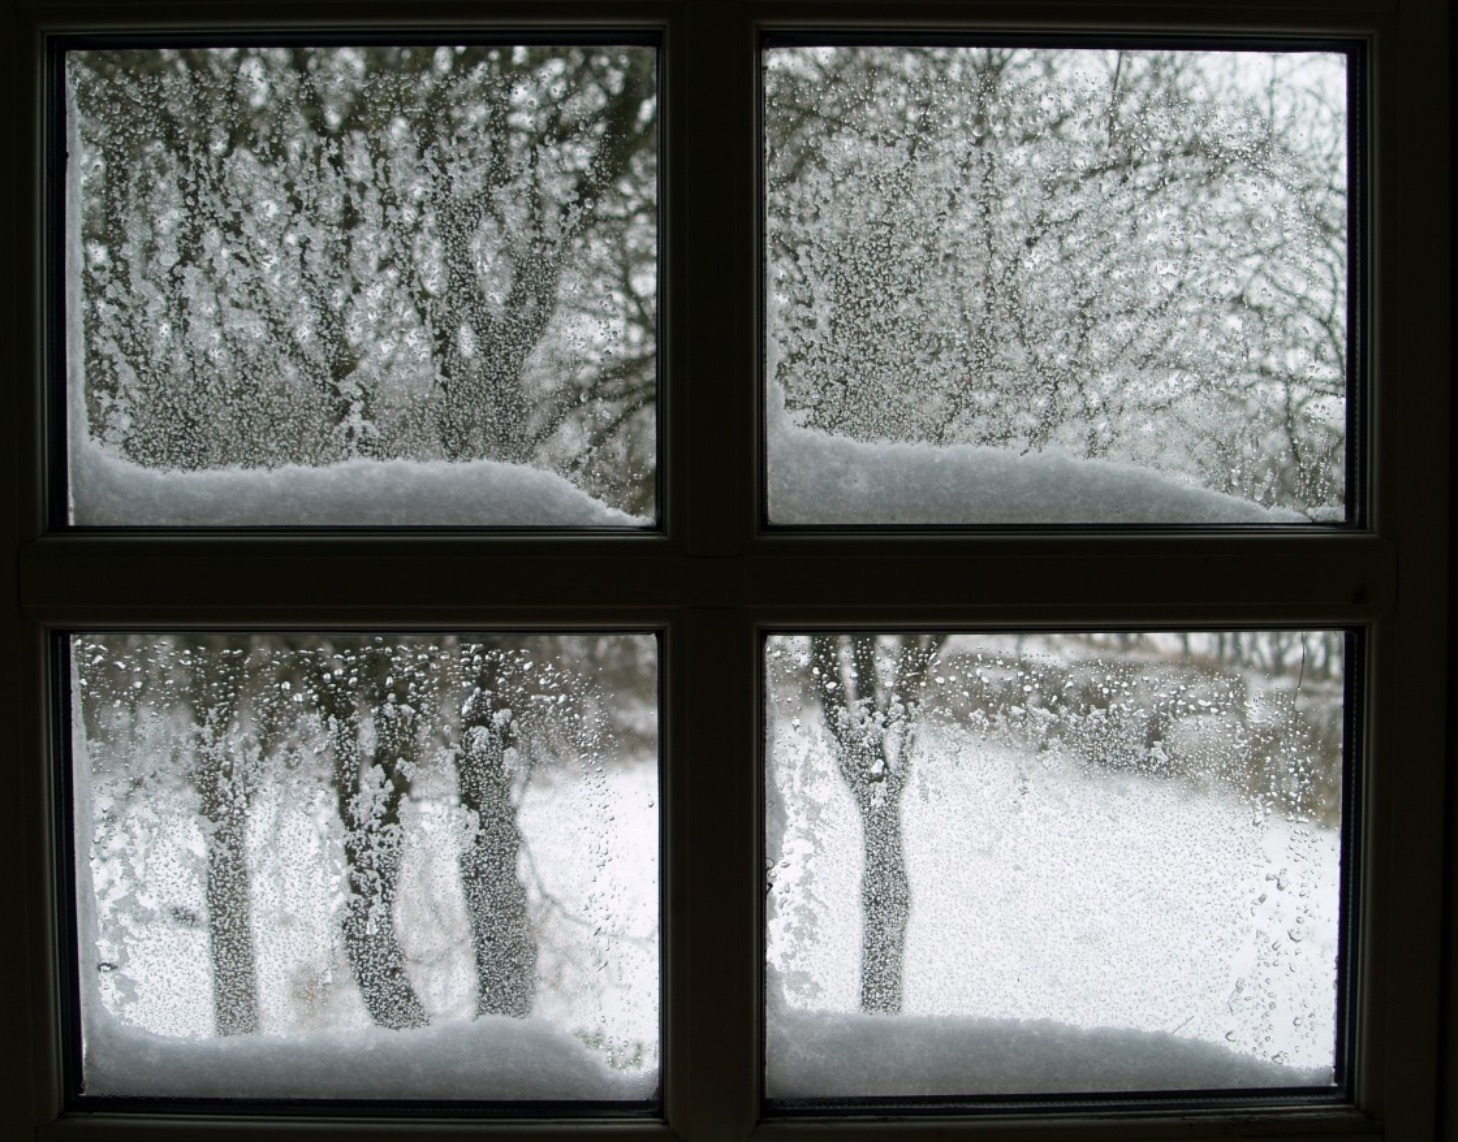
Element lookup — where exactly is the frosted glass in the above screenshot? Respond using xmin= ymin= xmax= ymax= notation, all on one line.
xmin=72 ymin=634 xmax=658 ymax=1101
xmin=765 ymin=631 xmax=1344 ymax=1099
xmin=66 ymin=47 xmax=657 ymax=526
xmin=765 ymin=48 xmax=1348 ymax=525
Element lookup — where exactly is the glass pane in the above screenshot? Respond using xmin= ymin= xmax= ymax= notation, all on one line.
xmin=66 ymin=46 xmax=657 ymax=526
xmin=71 ymin=634 xmax=658 ymax=1101
xmin=765 ymin=48 xmax=1348 ymax=525
xmin=765 ymin=632 xmax=1345 ymax=1099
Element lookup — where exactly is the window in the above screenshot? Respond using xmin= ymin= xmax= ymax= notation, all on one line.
xmin=764 ymin=629 xmax=1354 ymax=1104
xmin=7 ymin=2 xmax=1451 ymax=1142
xmin=763 ymin=42 xmax=1354 ymax=526
xmin=63 ymin=42 xmax=659 ymax=528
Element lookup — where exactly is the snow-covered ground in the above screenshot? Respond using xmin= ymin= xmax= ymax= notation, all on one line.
xmin=768 ymin=1008 xmax=1330 ymax=1099
xmin=76 ymin=736 xmax=660 ymax=1101
xmin=78 ymin=665 xmax=1341 ymax=1103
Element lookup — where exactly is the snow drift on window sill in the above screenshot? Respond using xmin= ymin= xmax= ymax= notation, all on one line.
xmin=82 ymin=1007 xmax=656 ymax=1101
xmin=766 ymin=386 xmax=1309 ymax=526
xmin=767 ymin=1005 xmax=1334 ymax=1100
xmin=69 ymin=439 xmax=649 ymax=528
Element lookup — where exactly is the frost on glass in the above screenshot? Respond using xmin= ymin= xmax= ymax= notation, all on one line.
xmin=66 ymin=47 xmax=657 ymax=526
xmin=766 ymin=632 xmax=1345 ymax=1099
xmin=71 ymin=634 xmax=658 ymax=1101
xmin=765 ymin=49 xmax=1348 ymax=524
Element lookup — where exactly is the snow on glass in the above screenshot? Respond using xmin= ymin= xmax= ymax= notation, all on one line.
xmin=765 ymin=48 xmax=1348 ymax=524
xmin=71 ymin=634 xmax=659 ymax=1101
xmin=66 ymin=47 xmax=657 ymax=526
xmin=765 ymin=631 xmax=1345 ymax=1098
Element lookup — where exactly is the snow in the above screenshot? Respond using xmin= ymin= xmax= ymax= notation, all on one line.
xmin=767 ymin=1007 xmax=1330 ymax=1099
xmin=75 ymin=754 xmax=661 ymax=1100
xmin=66 ymin=47 xmax=660 ymax=526
xmin=763 ymin=47 xmax=1347 ymax=524
xmin=68 ymin=378 xmax=1306 ymax=529
xmin=766 ymin=384 xmax=1307 ymax=525
xmin=69 ymin=382 xmax=1306 ymax=529
xmin=84 ymin=1008 xmax=655 ymax=1101
xmin=70 ymin=438 xmax=648 ymax=527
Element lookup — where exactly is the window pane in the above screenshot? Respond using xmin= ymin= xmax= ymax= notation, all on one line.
xmin=66 ymin=46 xmax=657 ymax=526
xmin=765 ymin=631 xmax=1345 ymax=1100
xmin=765 ymin=48 xmax=1348 ymax=525
xmin=71 ymin=634 xmax=659 ymax=1102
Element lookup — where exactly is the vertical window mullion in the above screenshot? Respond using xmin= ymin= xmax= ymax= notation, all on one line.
xmin=668 ymin=8 xmax=762 ymax=1133
xmin=666 ymin=608 xmax=761 ymax=1139
xmin=681 ymin=1 xmax=757 ymax=557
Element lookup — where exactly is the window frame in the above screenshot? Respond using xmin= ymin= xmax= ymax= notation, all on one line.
xmin=5 ymin=2 xmax=1451 ymax=1141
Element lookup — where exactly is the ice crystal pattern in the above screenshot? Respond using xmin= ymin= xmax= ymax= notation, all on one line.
xmin=69 ymin=47 xmax=658 ymax=519
xmin=73 ymin=634 xmax=659 ymax=1099
xmin=765 ymin=631 xmax=1344 ymax=1095
xmin=766 ymin=48 xmax=1347 ymax=522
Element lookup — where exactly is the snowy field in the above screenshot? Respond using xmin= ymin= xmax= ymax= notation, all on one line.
xmin=75 ymin=629 xmax=1343 ymax=1105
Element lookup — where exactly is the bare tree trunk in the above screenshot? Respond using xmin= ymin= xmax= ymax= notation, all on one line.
xmin=856 ymin=794 xmax=910 ymax=1014
xmin=337 ymin=810 xmax=429 ymax=1030
xmin=190 ymin=639 xmax=260 ymax=1036
xmin=421 ymin=50 xmax=657 ymax=466
xmin=314 ymin=656 xmax=430 ymax=1030
xmin=201 ymin=797 xmax=258 ymax=1036
xmin=455 ymin=705 xmax=536 ymax=1017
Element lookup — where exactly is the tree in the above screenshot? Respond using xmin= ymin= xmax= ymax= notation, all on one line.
xmin=806 ymin=634 xmax=944 ymax=1014
xmin=74 ymin=636 xmax=265 ymax=1037
xmin=186 ymin=637 xmax=261 ymax=1036
xmin=780 ymin=628 xmax=1346 ymax=1032
xmin=454 ymin=644 xmax=539 ymax=1019
xmin=309 ymin=642 xmax=433 ymax=1030
xmin=769 ymin=53 xmax=1350 ymax=1007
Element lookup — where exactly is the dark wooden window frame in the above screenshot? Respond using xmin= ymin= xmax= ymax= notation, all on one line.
xmin=5 ymin=1 xmax=1450 ymax=1140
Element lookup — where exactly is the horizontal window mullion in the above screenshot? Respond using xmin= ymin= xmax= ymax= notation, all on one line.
xmin=20 ymin=542 xmax=1392 ymax=624
xmin=746 ymin=1109 xmax=1380 ymax=1142
xmin=746 ymin=0 xmax=1393 ymax=36
xmin=35 ymin=1117 xmax=685 ymax=1142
